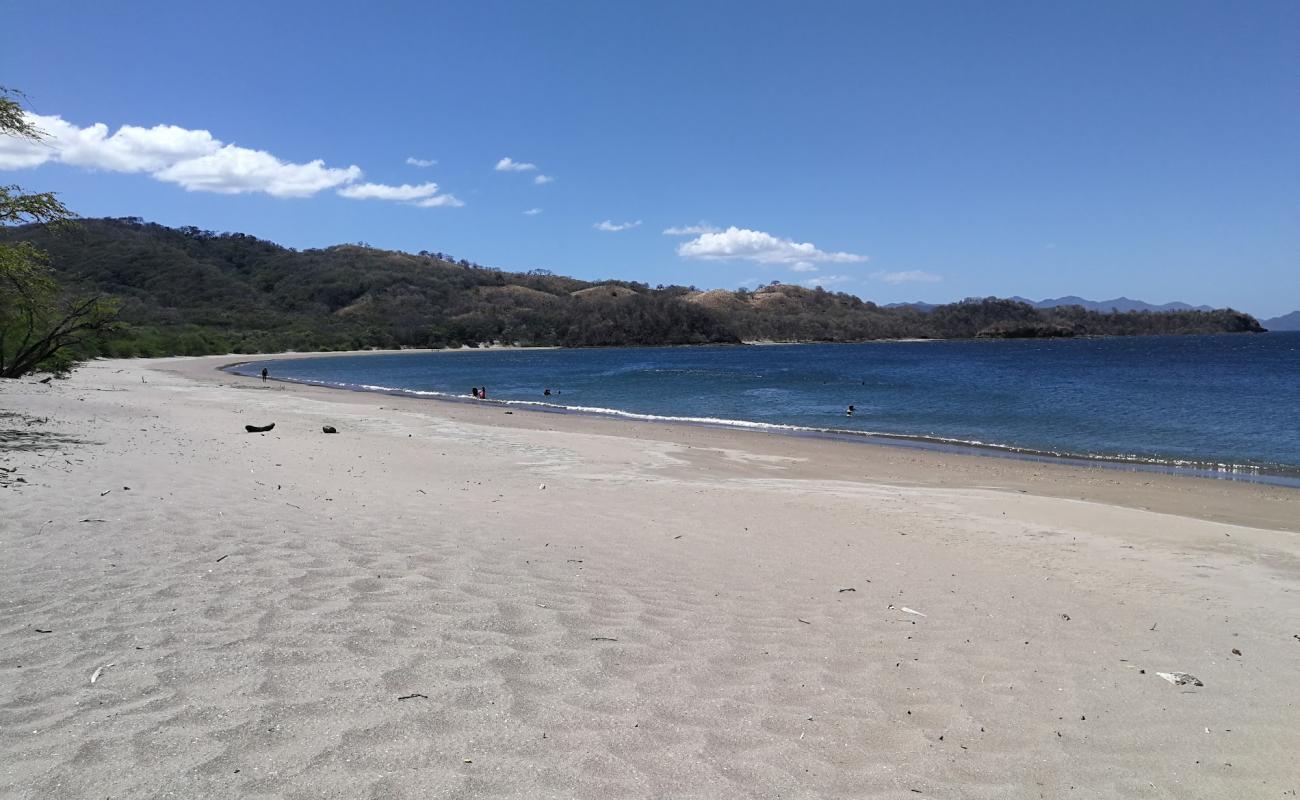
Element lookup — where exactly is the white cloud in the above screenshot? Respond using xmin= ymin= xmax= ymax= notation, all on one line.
xmin=594 ymin=219 xmax=642 ymax=232
xmin=677 ymin=226 xmax=867 ymax=265
xmin=153 ymin=145 xmax=361 ymax=197
xmin=414 ymin=194 xmax=464 ymax=208
xmin=790 ymin=264 xmax=819 ymax=273
xmin=802 ymin=274 xmax=855 ymax=288
xmin=338 ymin=181 xmax=444 ymax=201
xmin=0 ymin=110 xmax=476 ymax=206
xmin=0 ymin=113 xmax=220 ymax=172
xmin=523 ymin=207 xmax=543 ymax=215
xmin=870 ymin=270 xmax=941 ymax=285
xmin=337 ymin=181 xmax=462 ymax=207
xmin=533 ymin=174 xmax=554 ymax=184
xmin=495 ymin=156 xmax=537 ymax=172
xmin=663 ymin=222 xmax=720 ymax=236
xmin=3 ymin=111 xmax=365 ymax=199
xmin=405 ymin=156 xmax=436 ymax=167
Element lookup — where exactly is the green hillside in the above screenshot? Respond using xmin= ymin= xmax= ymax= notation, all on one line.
xmin=2 ymin=218 xmax=1266 ymax=357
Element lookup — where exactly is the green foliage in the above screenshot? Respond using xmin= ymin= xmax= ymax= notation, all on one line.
xmin=0 ymin=218 xmax=1265 ymax=360
xmin=1 ymin=87 xmax=120 ymax=377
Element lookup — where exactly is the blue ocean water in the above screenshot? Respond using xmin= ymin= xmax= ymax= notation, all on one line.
xmin=231 ymin=333 xmax=1300 ymax=484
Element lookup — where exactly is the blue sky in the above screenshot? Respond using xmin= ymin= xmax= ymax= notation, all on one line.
xmin=3 ymin=1 xmax=1297 ymax=316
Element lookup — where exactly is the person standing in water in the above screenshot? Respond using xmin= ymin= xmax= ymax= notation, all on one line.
xmin=261 ymin=367 xmax=268 ymax=382
xmin=846 ymin=404 xmax=855 ymax=417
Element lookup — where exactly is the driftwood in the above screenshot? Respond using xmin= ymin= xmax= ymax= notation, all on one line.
xmin=245 ymin=423 xmax=275 ymax=433
xmin=322 ymin=426 xmax=337 ymax=434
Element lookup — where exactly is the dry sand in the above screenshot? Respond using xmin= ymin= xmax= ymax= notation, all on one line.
xmin=1 ymin=355 xmax=1297 ymax=799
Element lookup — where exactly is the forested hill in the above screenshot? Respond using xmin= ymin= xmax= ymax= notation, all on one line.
xmin=4 ymin=218 xmax=1266 ymax=356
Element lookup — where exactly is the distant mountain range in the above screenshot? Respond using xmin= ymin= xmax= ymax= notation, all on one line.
xmin=888 ymin=297 xmax=1300 ymax=330
xmin=1261 ymin=311 xmax=1300 ymax=331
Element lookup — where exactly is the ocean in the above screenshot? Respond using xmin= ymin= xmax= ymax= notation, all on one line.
xmin=229 ymin=332 xmax=1300 ymax=486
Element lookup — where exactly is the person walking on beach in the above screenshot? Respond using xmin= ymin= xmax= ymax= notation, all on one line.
xmin=261 ymin=367 xmax=268 ymax=382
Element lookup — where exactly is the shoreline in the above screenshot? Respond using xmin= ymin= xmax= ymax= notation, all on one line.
xmin=220 ymin=351 xmax=1300 ymax=491
xmin=3 ymin=356 xmax=1298 ymax=797
xmin=172 ymin=352 xmax=1299 ymax=532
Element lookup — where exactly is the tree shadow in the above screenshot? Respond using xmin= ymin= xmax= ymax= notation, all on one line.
xmin=0 ymin=412 xmax=86 ymax=453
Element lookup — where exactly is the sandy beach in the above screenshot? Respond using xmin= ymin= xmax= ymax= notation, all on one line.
xmin=2 ymin=354 xmax=1297 ymax=799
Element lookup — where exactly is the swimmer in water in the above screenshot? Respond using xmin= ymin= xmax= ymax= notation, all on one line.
xmin=846 ymin=404 xmax=855 ymax=417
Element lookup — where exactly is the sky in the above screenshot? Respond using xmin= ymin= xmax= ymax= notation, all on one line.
xmin=3 ymin=1 xmax=1298 ymax=316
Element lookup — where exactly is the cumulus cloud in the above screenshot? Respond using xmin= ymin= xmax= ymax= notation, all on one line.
xmin=523 ymin=208 xmax=543 ymax=216
xmin=495 ymin=156 xmax=537 ymax=172
xmin=0 ymin=113 xmax=220 ymax=172
xmin=871 ymin=270 xmax=941 ymax=285
xmin=337 ymin=181 xmax=461 ymax=207
xmin=405 ymin=156 xmax=436 ymax=167
xmin=790 ymin=264 xmax=819 ymax=273
xmin=1 ymin=111 xmax=366 ymax=198
xmin=594 ymin=219 xmax=642 ymax=232
xmin=533 ymin=174 xmax=554 ymax=185
xmin=663 ymin=222 xmax=720 ymax=236
xmin=150 ymin=146 xmax=360 ymax=197
xmin=338 ymin=181 xmax=444 ymax=201
xmin=0 ymin=111 xmax=469 ymax=206
xmin=676 ymin=226 xmax=867 ymax=266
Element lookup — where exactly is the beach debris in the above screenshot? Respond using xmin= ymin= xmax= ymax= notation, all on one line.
xmin=889 ymin=604 xmax=927 ymax=617
xmin=33 ymin=628 xmax=53 ymax=634
xmin=39 ymin=376 xmax=52 ymax=384
xmin=1150 ymin=622 xmax=1158 ymax=631
xmin=538 ymin=483 xmax=546 ymax=490
xmin=591 ymin=636 xmax=619 ymax=642
xmin=397 ymin=693 xmax=428 ymax=701
xmin=1231 ymin=648 xmax=1242 ymax=656
xmin=839 ymin=587 xmax=856 ymax=593
xmin=1155 ymin=671 xmax=1203 ymax=687
xmin=89 ymin=663 xmax=115 ymax=684
xmin=462 ymin=758 xmax=473 ymax=764
xmin=215 ymin=554 xmax=231 ymax=563
xmin=322 ymin=425 xmax=337 ymax=434
xmin=79 ymin=518 xmax=106 ymax=523
xmin=245 ymin=423 xmax=276 ymax=433
xmin=797 ymin=618 xmax=812 ymax=625
xmin=100 ymin=489 xmax=111 ymax=496
xmin=673 ymin=535 xmax=683 ymax=539
xmin=1061 ymin=613 xmax=1071 ymax=621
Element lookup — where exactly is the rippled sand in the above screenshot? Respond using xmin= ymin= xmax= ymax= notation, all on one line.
xmin=2 ymin=356 xmax=1297 ymax=799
